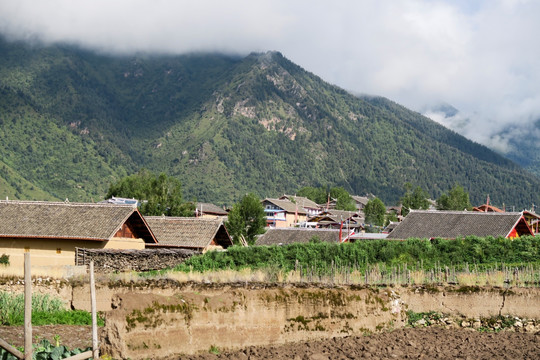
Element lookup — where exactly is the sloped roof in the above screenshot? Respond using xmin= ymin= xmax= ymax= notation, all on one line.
xmin=472 ymin=204 xmax=504 ymax=213
xmin=386 ymin=210 xmax=530 ymax=240
xmin=309 ymin=210 xmax=362 ymax=224
xmin=263 ymin=198 xmax=308 ymax=215
xmin=0 ymin=200 xmax=154 ymax=242
xmin=279 ymin=195 xmax=320 ymax=209
xmin=196 ymin=202 xmax=228 ymax=216
xmin=145 ymin=216 xmax=232 ymax=249
xmin=351 ymin=196 xmax=369 ymax=206
xmin=256 ymin=228 xmax=340 ymax=245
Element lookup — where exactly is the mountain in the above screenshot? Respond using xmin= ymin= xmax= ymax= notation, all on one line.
xmin=1 ymin=36 xmax=539 ymax=208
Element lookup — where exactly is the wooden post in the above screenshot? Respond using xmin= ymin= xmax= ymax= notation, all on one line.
xmin=90 ymin=261 xmax=99 ymax=359
xmin=24 ymin=253 xmax=32 ymax=360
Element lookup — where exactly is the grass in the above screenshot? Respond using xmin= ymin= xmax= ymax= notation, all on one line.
xmin=0 ymin=291 xmax=103 ymax=326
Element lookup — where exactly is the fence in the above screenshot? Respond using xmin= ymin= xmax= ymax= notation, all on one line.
xmin=0 ymin=253 xmax=99 ymax=360
xmin=291 ymin=261 xmax=540 ymax=287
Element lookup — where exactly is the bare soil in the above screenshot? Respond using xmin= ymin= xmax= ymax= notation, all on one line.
xmin=1 ymin=326 xmax=539 ymax=359
xmin=0 ymin=325 xmax=98 ymax=350
xmin=179 ymin=327 xmax=540 ymax=360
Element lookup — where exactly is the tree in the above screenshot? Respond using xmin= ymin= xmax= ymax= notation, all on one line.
xmin=400 ymin=182 xmax=430 ymax=216
xmin=297 ymin=186 xmax=356 ymax=211
xmin=225 ymin=193 xmax=266 ymax=245
xmin=437 ymin=184 xmax=472 ymax=210
xmin=106 ymin=169 xmax=194 ymax=216
xmin=363 ymin=198 xmax=386 ymax=226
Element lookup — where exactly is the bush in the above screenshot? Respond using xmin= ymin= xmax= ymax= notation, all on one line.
xmin=169 ymin=235 xmax=540 ymax=275
xmin=0 ymin=253 xmax=9 ymax=265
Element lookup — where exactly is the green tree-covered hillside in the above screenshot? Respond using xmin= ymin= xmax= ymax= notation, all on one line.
xmin=1 ymin=36 xmax=539 ymax=208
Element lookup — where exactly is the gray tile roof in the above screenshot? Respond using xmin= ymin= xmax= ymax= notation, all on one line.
xmin=0 ymin=200 xmax=151 ymax=241
xmin=263 ymin=198 xmax=308 ymax=215
xmin=279 ymin=195 xmax=320 ymax=209
xmin=196 ymin=202 xmax=228 ymax=216
xmin=256 ymin=228 xmax=341 ymax=245
xmin=386 ymin=210 xmax=527 ymax=240
xmin=145 ymin=216 xmax=232 ymax=249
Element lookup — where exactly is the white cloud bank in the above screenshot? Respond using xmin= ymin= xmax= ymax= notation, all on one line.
xmin=1 ymin=0 xmax=540 ymax=152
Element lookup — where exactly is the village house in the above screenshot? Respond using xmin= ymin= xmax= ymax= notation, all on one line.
xmin=351 ymin=195 xmax=370 ymax=211
xmin=386 ymin=210 xmax=534 ymax=240
xmin=306 ymin=209 xmax=364 ymax=232
xmin=0 ymin=200 xmax=156 ymax=269
xmin=195 ymin=202 xmax=228 ymax=218
xmin=144 ymin=216 xmax=233 ymax=252
xmin=262 ymin=198 xmax=308 ymax=228
xmin=278 ymin=195 xmax=321 ymax=216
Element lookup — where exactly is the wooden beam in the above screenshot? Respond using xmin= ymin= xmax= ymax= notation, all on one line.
xmin=63 ymin=350 xmax=93 ymax=360
xmin=24 ymin=252 xmax=32 ymax=360
xmin=90 ymin=261 xmax=99 ymax=359
xmin=0 ymin=338 xmax=24 ymax=359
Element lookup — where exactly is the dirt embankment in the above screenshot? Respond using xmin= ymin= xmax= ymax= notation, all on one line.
xmin=2 ymin=281 xmax=540 ymax=359
xmin=89 ymin=282 xmax=540 ymax=359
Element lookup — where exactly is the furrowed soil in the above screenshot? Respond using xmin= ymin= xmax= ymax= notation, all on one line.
xmin=180 ymin=327 xmax=540 ymax=360
xmin=2 ymin=326 xmax=539 ymax=359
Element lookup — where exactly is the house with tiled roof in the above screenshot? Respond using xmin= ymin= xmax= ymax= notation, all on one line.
xmin=262 ymin=198 xmax=308 ymax=228
xmin=351 ymin=195 xmax=370 ymax=211
xmin=279 ymin=195 xmax=321 ymax=216
xmin=195 ymin=202 xmax=228 ymax=218
xmin=256 ymin=228 xmax=341 ymax=246
xmin=386 ymin=210 xmax=534 ymax=240
xmin=0 ymin=200 xmax=156 ymax=269
xmin=307 ymin=210 xmax=364 ymax=231
xmin=145 ymin=217 xmax=232 ymax=252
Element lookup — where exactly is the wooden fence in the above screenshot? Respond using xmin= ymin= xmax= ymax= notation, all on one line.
xmin=292 ymin=261 xmax=540 ymax=287
xmin=0 ymin=253 xmax=99 ymax=360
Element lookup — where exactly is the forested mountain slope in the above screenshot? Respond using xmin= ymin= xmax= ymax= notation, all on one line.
xmin=0 ymin=36 xmax=538 ymax=208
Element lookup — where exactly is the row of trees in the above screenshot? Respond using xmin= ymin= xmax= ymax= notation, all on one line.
xmin=363 ymin=183 xmax=472 ymax=227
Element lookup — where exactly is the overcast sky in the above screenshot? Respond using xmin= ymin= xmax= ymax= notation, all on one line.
xmin=1 ymin=0 xmax=539 ymax=154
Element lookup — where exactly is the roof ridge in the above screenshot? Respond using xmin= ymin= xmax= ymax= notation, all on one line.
xmin=145 ymin=216 xmax=222 ymax=221
xmin=0 ymin=200 xmax=136 ymax=208
xmin=409 ymin=210 xmax=523 ymax=215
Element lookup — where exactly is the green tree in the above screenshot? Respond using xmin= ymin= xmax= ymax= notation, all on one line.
xmin=297 ymin=186 xmax=356 ymax=211
xmin=106 ymin=169 xmax=194 ymax=216
xmin=363 ymin=198 xmax=386 ymax=226
xmin=437 ymin=184 xmax=472 ymax=210
xmin=225 ymin=193 xmax=266 ymax=245
xmin=401 ymin=182 xmax=430 ymax=216
xmin=330 ymin=187 xmax=357 ymax=211
xmin=297 ymin=186 xmax=327 ymax=204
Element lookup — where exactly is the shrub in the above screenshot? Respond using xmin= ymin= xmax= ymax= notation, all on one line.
xmin=0 ymin=253 xmax=9 ymax=265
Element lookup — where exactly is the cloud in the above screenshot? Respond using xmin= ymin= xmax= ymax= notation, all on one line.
xmin=1 ymin=0 xmax=540 ymax=151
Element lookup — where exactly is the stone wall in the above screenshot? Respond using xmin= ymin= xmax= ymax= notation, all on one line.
xmin=75 ymin=248 xmax=198 ymax=272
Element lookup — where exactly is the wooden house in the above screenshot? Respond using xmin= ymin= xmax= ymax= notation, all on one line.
xmin=145 ymin=217 xmax=232 ymax=252
xmin=195 ymin=202 xmax=228 ymax=218
xmin=262 ymin=198 xmax=308 ymax=228
xmin=0 ymin=200 xmax=156 ymax=269
xmin=279 ymin=195 xmax=321 ymax=216
xmin=307 ymin=210 xmax=364 ymax=231
xmin=386 ymin=210 xmax=534 ymax=240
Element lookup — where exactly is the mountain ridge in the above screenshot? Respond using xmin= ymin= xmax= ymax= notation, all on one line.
xmin=0 ymin=37 xmax=539 ymax=208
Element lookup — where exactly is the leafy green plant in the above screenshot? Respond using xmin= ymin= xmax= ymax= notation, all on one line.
xmin=209 ymin=345 xmax=220 ymax=355
xmin=0 ymin=339 xmax=91 ymax=360
xmin=0 ymin=253 xmax=9 ymax=265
